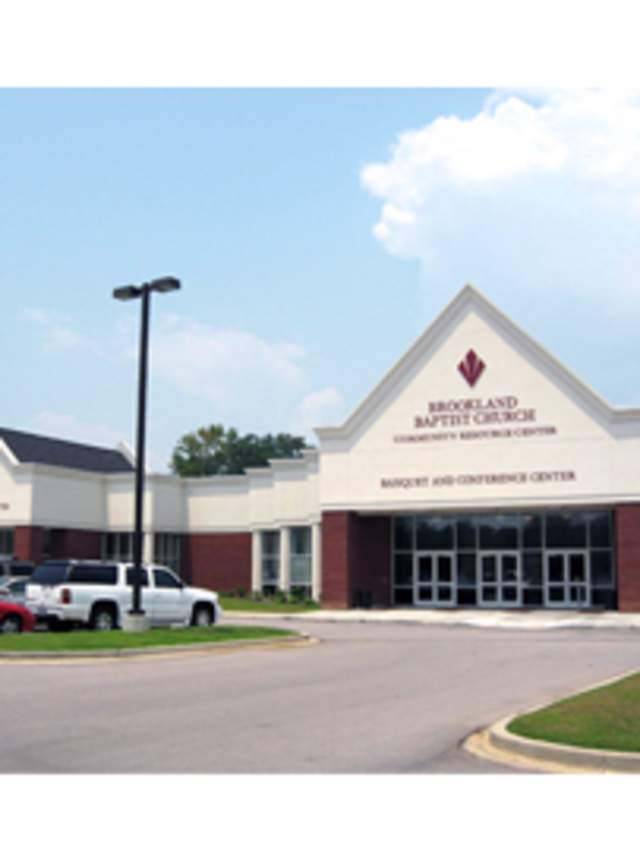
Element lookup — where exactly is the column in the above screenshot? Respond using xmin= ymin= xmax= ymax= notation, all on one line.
xmin=279 ymin=526 xmax=290 ymax=593
xmin=311 ymin=522 xmax=322 ymax=602
xmin=143 ymin=531 xmax=154 ymax=564
xmin=251 ymin=530 xmax=262 ymax=593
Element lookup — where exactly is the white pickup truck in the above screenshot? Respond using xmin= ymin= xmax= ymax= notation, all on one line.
xmin=25 ymin=560 xmax=222 ymax=630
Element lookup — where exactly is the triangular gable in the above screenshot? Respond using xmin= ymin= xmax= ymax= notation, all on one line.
xmin=315 ymin=284 xmax=640 ymax=447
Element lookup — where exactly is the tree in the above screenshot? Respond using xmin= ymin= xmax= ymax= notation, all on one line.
xmin=170 ymin=424 xmax=311 ymax=477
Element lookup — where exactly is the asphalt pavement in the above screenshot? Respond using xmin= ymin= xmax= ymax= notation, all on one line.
xmin=1 ymin=617 xmax=639 ymax=773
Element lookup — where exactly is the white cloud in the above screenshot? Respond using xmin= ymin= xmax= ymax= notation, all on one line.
xmin=116 ymin=314 xmax=340 ymax=436
xmin=292 ymin=386 xmax=346 ymax=440
xmin=25 ymin=310 xmax=349 ymax=450
xmin=23 ymin=309 xmax=101 ymax=354
xmin=148 ymin=315 xmax=306 ymax=397
xmin=361 ymin=90 xmax=640 ymax=316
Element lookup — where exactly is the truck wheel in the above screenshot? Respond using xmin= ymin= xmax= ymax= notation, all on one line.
xmin=191 ymin=604 xmax=213 ymax=627
xmin=90 ymin=605 xmax=117 ymax=631
xmin=1 ymin=614 xmax=22 ymax=634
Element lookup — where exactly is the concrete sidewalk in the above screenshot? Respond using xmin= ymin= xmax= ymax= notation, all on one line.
xmin=222 ymin=607 xmax=640 ymax=630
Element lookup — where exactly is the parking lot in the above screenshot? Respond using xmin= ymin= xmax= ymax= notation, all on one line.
xmin=1 ymin=617 xmax=639 ymax=773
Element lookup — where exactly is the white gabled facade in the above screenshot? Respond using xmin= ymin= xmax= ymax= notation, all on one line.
xmin=2 ymin=285 xmax=640 ymax=611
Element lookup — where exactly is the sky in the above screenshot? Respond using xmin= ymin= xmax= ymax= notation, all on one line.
xmin=4 ymin=87 xmax=640 ymax=470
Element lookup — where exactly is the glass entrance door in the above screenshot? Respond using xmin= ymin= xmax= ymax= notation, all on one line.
xmin=545 ymin=551 xmax=590 ymax=607
xmin=479 ymin=552 xmax=521 ymax=606
xmin=414 ymin=552 xmax=455 ymax=607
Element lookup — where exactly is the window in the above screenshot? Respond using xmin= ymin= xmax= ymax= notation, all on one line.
xmin=41 ymin=528 xmax=53 ymax=559
xmin=394 ymin=517 xmax=413 ymax=550
xmin=394 ymin=554 xmax=413 ymax=586
xmin=153 ymin=568 xmax=182 ymax=589
xmin=9 ymin=563 xmax=33 ymax=577
xmin=154 ymin=533 xmax=182 ymax=575
xmin=416 ymin=517 xmax=454 ymax=550
xmin=545 ymin=512 xmax=587 ymax=548
xmin=0 ymin=529 xmax=13 ymax=556
xmin=261 ymin=531 xmax=280 ymax=594
xmin=68 ymin=565 xmax=117 ymax=585
xmin=30 ymin=562 xmax=70 ymax=585
xmin=102 ymin=532 xmax=134 ymax=562
xmin=126 ymin=568 xmax=149 ymax=587
xmin=478 ymin=514 xmax=520 ymax=549
xmin=289 ymin=527 xmax=312 ymax=596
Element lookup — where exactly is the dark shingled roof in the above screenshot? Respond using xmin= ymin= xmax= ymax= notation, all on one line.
xmin=0 ymin=427 xmax=134 ymax=474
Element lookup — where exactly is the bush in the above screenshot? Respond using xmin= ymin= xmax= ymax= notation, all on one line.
xmin=290 ymin=586 xmax=309 ymax=602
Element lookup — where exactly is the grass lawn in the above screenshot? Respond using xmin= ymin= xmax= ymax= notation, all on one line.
xmin=508 ymin=672 xmax=640 ymax=752
xmin=220 ymin=597 xmax=320 ymax=614
xmin=0 ymin=625 xmax=298 ymax=653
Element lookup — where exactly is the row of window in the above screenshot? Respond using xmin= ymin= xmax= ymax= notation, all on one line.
xmin=102 ymin=532 xmax=183 ymax=573
xmin=394 ymin=511 xmax=613 ymax=552
xmin=261 ymin=527 xmax=312 ymax=595
xmin=392 ymin=510 xmax=616 ymax=609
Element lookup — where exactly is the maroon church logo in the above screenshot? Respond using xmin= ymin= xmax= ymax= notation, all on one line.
xmin=458 ymin=349 xmax=485 ymax=388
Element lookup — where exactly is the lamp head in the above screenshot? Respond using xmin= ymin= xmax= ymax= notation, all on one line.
xmin=112 ymin=285 xmax=143 ymax=301
xmin=149 ymin=276 xmax=181 ymax=294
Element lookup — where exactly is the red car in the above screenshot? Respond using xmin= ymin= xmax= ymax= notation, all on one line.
xmin=0 ymin=600 xmax=35 ymax=634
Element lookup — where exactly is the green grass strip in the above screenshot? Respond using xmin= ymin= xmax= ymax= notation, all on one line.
xmin=0 ymin=625 xmax=297 ymax=653
xmin=508 ymin=672 xmax=640 ymax=753
xmin=221 ymin=597 xmax=319 ymax=614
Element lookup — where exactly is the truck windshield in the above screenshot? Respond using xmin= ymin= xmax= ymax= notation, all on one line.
xmin=30 ymin=562 xmax=70 ymax=585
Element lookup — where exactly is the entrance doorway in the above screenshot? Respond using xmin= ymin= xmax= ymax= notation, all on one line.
xmin=478 ymin=552 xmax=521 ymax=607
xmin=414 ymin=552 xmax=456 ymax=606
xmin=544 ymin=551 xmax=590 ymax=607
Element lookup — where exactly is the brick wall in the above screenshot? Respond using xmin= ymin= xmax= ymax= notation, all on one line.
xmin=184 ymin=532 xmax=252 ymax=592
xmin=13 ymin=526 xmax=44 ymax=563
xmin=615 ymin=504 xmax=640 ymax=611
xmin=321 ymin=512 xmax=392 ymax=607
xmin=321 ymin=512 xmax=359 ymax=607
xmin=49 ymin=529 xmax=102 ymax=560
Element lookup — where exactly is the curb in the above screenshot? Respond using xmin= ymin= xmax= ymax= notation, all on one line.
xmin=465 ymin=716 xmax=640 ymax=774
xmin=0 ymin=633 xmax=313 ymax=662
xmin=221 ymin=610 xmax=640 ymax=631
xmin=486 ymin=717 xmax=640 ymax=773
xmin=465 ymin=668 xmax=640 ymax=773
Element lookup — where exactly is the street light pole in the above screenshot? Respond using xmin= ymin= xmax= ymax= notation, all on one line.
xmin=113 ymin=276 xmax=181 ymax=624
xmin=131 ymin=284 xmax=150 ymax=616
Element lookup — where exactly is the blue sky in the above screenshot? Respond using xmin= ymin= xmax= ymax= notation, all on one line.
xmin=4 ymin=87 xmax=640 ymax=469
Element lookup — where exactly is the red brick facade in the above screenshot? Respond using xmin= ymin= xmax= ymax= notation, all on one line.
xmin=13 ymin=526 xmax=104 ymax=563
xmin=49 ymin=529 xmax=103 ymax=560
xmin=321 ymin=512 xmax=391 ymax=607
xmin=615 ymin=504 xmax=640 ymax=611
xmin=321 ymin=512 xmax=358 ymax=607
xmin=13 ymin=526 xmax=44 ymax=563
xmin=184 ymin=532 xmax=252 ymax=593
